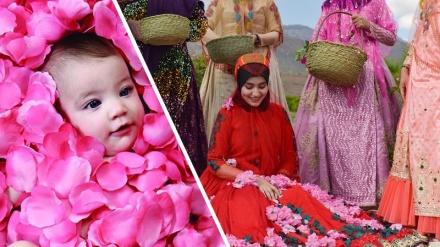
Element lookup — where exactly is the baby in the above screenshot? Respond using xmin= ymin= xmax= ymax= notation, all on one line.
xmin=8 ymin=33 xmax=146 ymax=247
xmin=42 ymin=32 xmax=145 ymax=159
xmin=9 ymin=33 xmax=148 ymax=247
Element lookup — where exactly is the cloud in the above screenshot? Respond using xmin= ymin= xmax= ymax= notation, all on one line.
xmin=398 ymin=14 xmax=416 ymax=29
xmin=387 ymin=0 xmax=418 ymax=39
xmin=387 ymin=0 xmax=418 ymax=24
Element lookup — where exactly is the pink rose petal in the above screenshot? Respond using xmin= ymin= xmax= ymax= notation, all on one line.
xmin=93 ymin=1 xmax=125 ymax=39
xmin=42 ymin=219 xmax=77 ymax=243
xmin=46 ymin=156 xmax=91 ymax=198
xmin=0 ymin=110 xmax=24 ymax=158
xmin=143 ymin=113 xmax=175 ymax=148
xmin=20 ymin=186 xmax=66 ymax=228
xmin=17 ymin=100 xmax=64 ymax=144
xmin=159 ymin=184 xmax=192 ymax=234
xmin=0 ymin=81 xmax=21 ymax=110
xmin=0 ymin=7 xmax=16 ymax=35
xmin=145 ymin=151 xmax=167 ymax=170
xmin=76 ymin=136 xmax=105 ymax=171
xmin=136 ymin=202 xmax=163 ymax=247
xmin=26 ymin=10 xmax=65 ymax=42
xmin=6 ymin=145 xmax=44 ymax=192
xmin=129 ymin=168 xmax=168 ymax=192
xmin=88 ymin=206 xmax=139 ymax=246
xmin=173 ymin=225 xmax=208 ymax=247
xmin=24 ymin=71 xmax=57 ymax=103
xmin=143 ymin=85 xmax=162 ymax=113
xmin=96 ymin=160 xmax=127 ymax=191
xmin=103 ymin=185 xmax=135 ymax=210
xmin=47 ymin=0 xmax=91 ymax=31
xmin=69 ymin=182 xmax=107 ymax=223
xmin=113 ymin=152 xmax=146 ymax=175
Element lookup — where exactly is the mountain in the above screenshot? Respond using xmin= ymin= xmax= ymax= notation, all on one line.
xmin=187 ymin=24 xmax=407 ymax=75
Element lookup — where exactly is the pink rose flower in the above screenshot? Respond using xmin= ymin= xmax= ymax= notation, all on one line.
xmin=233 ymin=170 xmax=257 ymax=188
xmin=222 ymin=97 xmax=234 ymax=110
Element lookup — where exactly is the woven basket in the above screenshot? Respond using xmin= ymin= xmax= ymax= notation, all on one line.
xmin=306 ymin=11 xmax=367 ymax=87
xmin=139 ymin=14 xmax=190 ymax=46
xmin=206 ymin=35 xmax=254 ymax=65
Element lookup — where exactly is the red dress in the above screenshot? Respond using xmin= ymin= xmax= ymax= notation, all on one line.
xmin=200 ymin=102 xmax=427 ymax=246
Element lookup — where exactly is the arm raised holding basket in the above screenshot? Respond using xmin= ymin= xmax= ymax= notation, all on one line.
xmin=200 ymin=0 xmax=291 ymax=142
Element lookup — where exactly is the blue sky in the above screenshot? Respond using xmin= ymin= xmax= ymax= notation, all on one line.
xmin=203 ymin=0 xmax=419 ymax=41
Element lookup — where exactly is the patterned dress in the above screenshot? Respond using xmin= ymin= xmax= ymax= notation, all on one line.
xmin=121 ymin=0 xmax=208 ymax=175
xmin=378 ymin=0 xmax=440 ymax=239
xmin=293 ymin=0 xmax=401 ymax=207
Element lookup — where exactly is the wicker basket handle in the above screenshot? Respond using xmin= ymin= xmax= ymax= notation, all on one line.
xmin=314 ymin=11 xmax=364 ymax=49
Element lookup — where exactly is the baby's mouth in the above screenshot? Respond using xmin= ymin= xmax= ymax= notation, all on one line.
xmin=111 ymin=124 xmax=131 ymax=135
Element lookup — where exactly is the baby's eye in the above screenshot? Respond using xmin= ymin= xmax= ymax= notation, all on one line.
xmin=120 ymin=86 xmax=133 ymax=97
xmin=85 ymin=100 xmax=101 ymax=109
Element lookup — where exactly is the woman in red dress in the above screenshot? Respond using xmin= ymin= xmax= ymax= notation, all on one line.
xmin=200 ymin=53 xmax=427 ymax=246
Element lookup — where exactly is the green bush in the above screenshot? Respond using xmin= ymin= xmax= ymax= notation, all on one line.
xmin=286 ymin=95 xmax=300 ymax=113
xmin=385 ymin=48 xmax=407 ymax=95
xmin=192 ymin=55 xmax=206 ymax=87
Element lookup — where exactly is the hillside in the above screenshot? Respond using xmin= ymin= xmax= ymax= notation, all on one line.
xmin=188 ymin=24 xmax=407 ymax=95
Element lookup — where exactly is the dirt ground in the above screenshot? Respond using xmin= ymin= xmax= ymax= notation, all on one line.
xmin=281 ymin=73 xmax=309 ymax=97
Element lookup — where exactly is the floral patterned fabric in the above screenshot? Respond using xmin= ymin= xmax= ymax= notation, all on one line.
xmin=294 ymin=0 xmax=402 ymax=207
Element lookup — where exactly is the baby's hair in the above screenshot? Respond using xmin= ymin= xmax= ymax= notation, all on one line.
xmin=42 ymin=32 xmax=150 ymax=115
xmin=41 ymin=32 xmax=121 ymax=80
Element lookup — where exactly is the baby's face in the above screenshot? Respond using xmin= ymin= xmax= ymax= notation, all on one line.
xmin=56 ymin=55 xmax=144 ymax=157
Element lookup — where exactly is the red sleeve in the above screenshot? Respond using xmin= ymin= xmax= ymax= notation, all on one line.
xmin=206 ymin=109 xmax=232 ymax=175
xmin=276 ymin=108 xmax=300 ymax=182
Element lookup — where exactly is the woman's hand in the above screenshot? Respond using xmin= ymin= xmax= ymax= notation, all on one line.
xmin=400 ymin=66 xmax=410 ymax=100
xmin=351 ymin=14 xmax=371 ymax=31
xmin=127 ymin=20 xmax=142 ymax=41
xmin=256 ymin=177 xmax=281 ymax=200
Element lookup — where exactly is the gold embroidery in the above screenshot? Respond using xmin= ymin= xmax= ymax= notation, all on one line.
xmin=389 ymin=129 xmax=411 ymax=179
xmin=378 ymin=231 xmax=428 ymax=247
xmin=413 ymin=155 xmax=440 ymax=217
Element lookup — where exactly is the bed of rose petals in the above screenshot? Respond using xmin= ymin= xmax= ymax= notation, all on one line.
xmin=227 ymin=171 xmax=405 ymax=247
xmin=0 ymin=0 xmax=223 ymax=246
